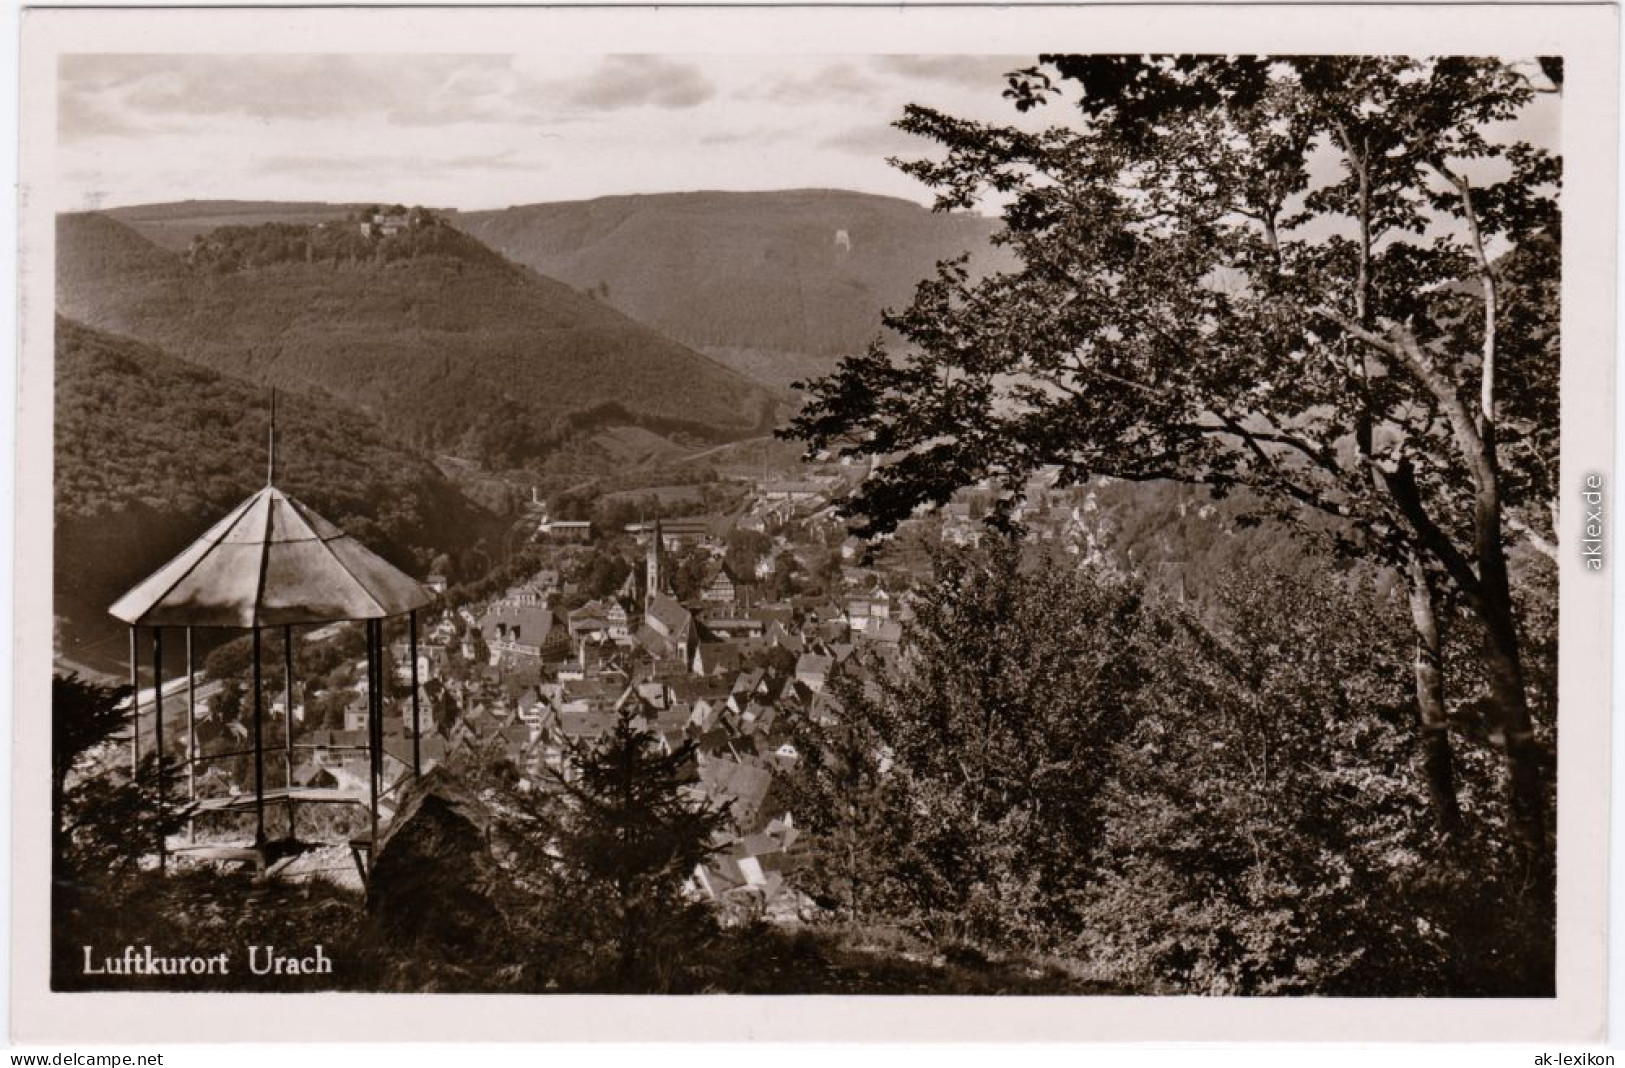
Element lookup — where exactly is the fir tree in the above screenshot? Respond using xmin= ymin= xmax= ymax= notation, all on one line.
xmin=51 ymin=674 xmax=129 ymax=868
xmin=550 ymin=710 xmax=729 ymax=990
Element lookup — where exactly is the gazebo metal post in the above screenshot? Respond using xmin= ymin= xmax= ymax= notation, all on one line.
xmin=152 ymin=627 xmax=165 ymax=872
xmin=377 ymin=619 xmax=386 ymax=791
xmin=366 ymin=620 xmax=375 ymax=798
xmin=185 ymin=628 xmax=197 ymax=841
xmin=252 ymin=627 xmax=266 ymax=847
xmin=284 ymin=625 xmax=296 ymax=838
xmin=366 ymin=619 xmax=380 ymax=859
xmin=128 ymin=626 xmax=140 ymax=773
xmin=409 ymin=610 xmax=421 ymax=776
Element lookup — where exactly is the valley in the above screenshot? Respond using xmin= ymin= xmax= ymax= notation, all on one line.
xmin=58 ymin=208 xmax=780 ymax=470
xmin=52 ymin=192 xmax=995 ymax=672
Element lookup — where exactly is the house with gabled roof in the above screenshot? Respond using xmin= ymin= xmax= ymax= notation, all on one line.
xmin=479 ymin=600 xmax=568 ymax=663
xmin=382 ymin=735 xmax=450 ymax=776
xmin=795 ymin=652 xmax=834 ymax=693
xmin=761 ymin=481 xmax=825 ymax=505
xmin=740 ymin=700 xmax=779 ymax=737
xmin=697 ymin=755 xmax=778 ymax=832
xmin=645 ymin=592 xmax=694 ymax=644
xmin=690 ymin=811 xmax=808 ymax=916
xmin=731 ymin=668 xmax=766 ymax=698
xmin=568 ymin=600 xmax=613 ymax=641
xmin=699 ymin=561 xmax=750 ymax=610
xmin=605 ymin=600 xmax=630 ymax=640
xmin=702 ymin=615 xmax=764 ymax=640
xmin=688 ymin=697 xmax=723 ymax=733
xmin=866 ymin=619 xmax=904 ymax=649
xmin=807 ymin=690 xmax=843 ymax=728
xmin=764 ymin=621 xmax=804 ymax=656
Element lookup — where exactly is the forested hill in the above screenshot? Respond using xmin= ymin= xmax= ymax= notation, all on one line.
xmin=56 ymin=211 xmax=780 ymax=468
xmin=451 ymin=190 xmax=1011 ymax=389
xmin=106 ymin=199 xmax=366 ymax=251
xmin=54 ymin=317 xmax=500 ymax=673
xmin=56 ymin=210 xmax=185 ymax=293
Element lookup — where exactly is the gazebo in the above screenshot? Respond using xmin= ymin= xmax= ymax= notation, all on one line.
xmin=109 ymin=423 xmax=436 ymax=878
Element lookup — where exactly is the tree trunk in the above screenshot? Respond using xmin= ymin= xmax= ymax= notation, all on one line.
xmin=1455 ymin=166 xmax=1550 ymax=877
xmin=1361 ymin=320 xmax=1550 ymax=870
xmin=1475 ymin=505 xmax=1549 ymax=869
xmin=1406 ymin=554 xmax=1461 ymax=835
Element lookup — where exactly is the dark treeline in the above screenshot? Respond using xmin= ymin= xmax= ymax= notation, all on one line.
xmin=56 ymin=209 xmax=777 ymax=473
xmin=53 ymin=318 xmax=504 ymax=669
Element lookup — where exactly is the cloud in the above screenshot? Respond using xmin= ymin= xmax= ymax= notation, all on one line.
xmin=258 ymin=148 xmax=546 ymax=179
xmin=697 ymin=126 xmax=796 ymax=148
xmin=441 ymin=150 xmax=549 ymax=174
xmin=820 ymin=123 xmax=921 ymax=158
xmin=560 ymin=56 xmax=715 ymax=112
xmin=58 ymin=54 xmax=526 ymax=139
xmin=751 ymin=61 xmax=883 ymax=104
xmin=57 ymin=90 xmax=152 ymax=140
xmin=871 ymin=55 xmax=1024 ymax=91
xmin=257 ymin=153 xmax=400 ymax=177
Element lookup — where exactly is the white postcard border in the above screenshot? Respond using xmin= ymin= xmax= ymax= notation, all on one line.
xmin=12 ymin=3 xmax=1617 ymax=1043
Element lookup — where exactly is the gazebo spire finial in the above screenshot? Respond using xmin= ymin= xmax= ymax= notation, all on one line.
xmin=267 ymin=388 xmax=277 ymax=487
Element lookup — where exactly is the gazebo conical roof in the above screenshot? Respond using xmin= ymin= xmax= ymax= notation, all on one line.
xmin=109 ymin=485 xmax=435 ymax=628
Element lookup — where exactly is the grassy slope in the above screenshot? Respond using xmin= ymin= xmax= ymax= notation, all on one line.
xmin=56 ymin=212 xmax=779 ymax=459
xmin=452 ymin=190 xmax=1011 ymax=380
xmin=54 ymin=317 xmax=499 ymax=671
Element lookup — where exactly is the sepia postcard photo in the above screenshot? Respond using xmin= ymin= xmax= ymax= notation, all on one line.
xmin=10 ymin=2 xmax=1619 ymax=1044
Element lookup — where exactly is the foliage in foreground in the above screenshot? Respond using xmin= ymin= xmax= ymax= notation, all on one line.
xmin=55 ymin=862 xmax=1115 ymax=995
xmin=52 ymin=679 xmax=1107 ymax=995
xmin=53 ymin=526 xmax=1555 ymax=996
xmin=787 ymin=53 xmax=1560 ymax=865
xmin=785 ymin=542 xmax=1554 ymax=995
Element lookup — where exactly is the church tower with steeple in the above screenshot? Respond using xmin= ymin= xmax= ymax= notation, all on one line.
xmin=646 ymin=518 xmax=664 ymax=604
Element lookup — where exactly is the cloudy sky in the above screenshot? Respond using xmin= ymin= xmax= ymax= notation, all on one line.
xmin=57 ymin=53 xmax=1042 ymax=211
xmin=58 ymin=53 xmax=1560 ymax=214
